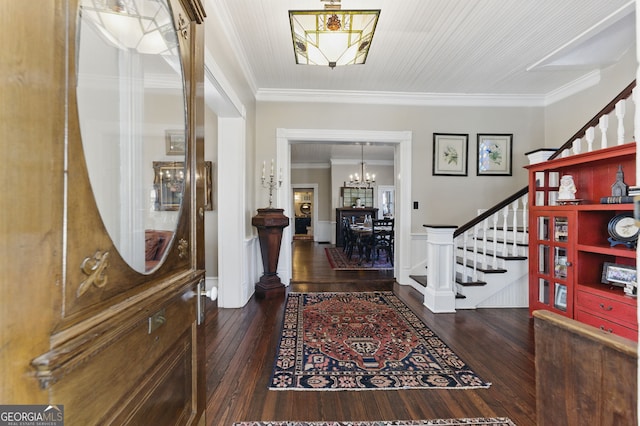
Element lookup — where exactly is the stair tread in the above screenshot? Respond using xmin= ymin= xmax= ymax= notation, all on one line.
xmin=470 ymin=237 xmax=529 ymax=247
xmin=409 ymin=275 xmax=427 ymax=287
xmin=455 ymin=272 xmax=487 ymax=286
xmin=457 ymin=247 xmax=527 ymax=261
xmin=455 ymin=257 xmax=507 ymax=273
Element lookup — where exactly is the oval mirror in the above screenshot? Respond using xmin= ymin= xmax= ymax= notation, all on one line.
xmin=76 ymin=0 xmax=186 ymax=274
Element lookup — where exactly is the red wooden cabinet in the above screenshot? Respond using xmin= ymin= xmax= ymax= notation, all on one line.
xmin=526 ymin=143 xmax=638 ymax=341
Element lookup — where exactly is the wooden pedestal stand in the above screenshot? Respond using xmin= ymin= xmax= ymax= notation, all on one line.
xmin=252 ymin=208 xmax=289 ymax=299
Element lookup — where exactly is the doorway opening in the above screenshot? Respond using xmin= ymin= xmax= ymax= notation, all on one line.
xmin=293 ymin=188 xmax=314 ymax=241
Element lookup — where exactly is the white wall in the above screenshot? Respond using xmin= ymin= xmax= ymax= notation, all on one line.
xmin=545 ymin=48 xmax=636 ymax=147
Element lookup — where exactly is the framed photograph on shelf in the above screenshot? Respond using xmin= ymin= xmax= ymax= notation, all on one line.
xmin=601 ymin=262 xmax=637 ymax=288
xmin=165 ymin=129 xmax=186 ymax=155
xmin=477 ymin=134 xmax=513 ymax=176
xmin=432 ymin=133 xmax=468 ymax=176
xmin=554 ymin=283 xmax=567 ymax=311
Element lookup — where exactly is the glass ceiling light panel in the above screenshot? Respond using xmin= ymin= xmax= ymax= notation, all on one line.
xmin=80 ymin=0 xmax=178 ymax=55
xmin=289 ymin=9 xmax=380 ymax=68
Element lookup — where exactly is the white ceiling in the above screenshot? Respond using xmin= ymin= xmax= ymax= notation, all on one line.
xmin=208 ymin=0 xmax=636 ymax=162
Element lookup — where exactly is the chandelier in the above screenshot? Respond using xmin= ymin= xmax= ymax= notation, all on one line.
xmin=345 ymin=144 xmax=375 ymax=188
xmin=289 ymin=0 xmax=380 ymax=69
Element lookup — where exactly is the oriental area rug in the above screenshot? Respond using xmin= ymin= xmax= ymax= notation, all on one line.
xmin=269 ymin=292 xmax=490 ymax=391
xmin=233 ymin=418 xmax=516 ymax=425
xmin=325 ymin=247 xmax=393 ymax=270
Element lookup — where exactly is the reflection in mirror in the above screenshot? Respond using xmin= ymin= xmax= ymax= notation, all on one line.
xmin=76 ymin=0 xmax=186 ymax=273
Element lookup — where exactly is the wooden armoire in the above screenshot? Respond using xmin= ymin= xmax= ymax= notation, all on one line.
xmin=1 ymin=0 xmax=207 ymax=424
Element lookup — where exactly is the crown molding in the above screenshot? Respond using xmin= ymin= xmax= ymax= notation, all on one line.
xmin=256 ymin=88 xmax=547 ymax=107
xmin=543 ymin=69 xmax=601 ymax=106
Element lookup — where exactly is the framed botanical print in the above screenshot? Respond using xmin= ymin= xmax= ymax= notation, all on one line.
xmin=432 ymin=133 xmax=469 ymax=176
xmin=477 ymin=134 xmax=513 ymax=176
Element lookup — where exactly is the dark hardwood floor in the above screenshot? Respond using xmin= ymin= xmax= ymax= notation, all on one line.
xmin=205 ymin=241 xmax=536 ymax=426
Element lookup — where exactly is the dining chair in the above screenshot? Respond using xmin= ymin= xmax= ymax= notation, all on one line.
xmin=368 ymin=218 xmax=394 ymax=266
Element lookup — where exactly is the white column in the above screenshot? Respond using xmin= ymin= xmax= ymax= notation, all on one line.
xmin=423 ymin=225 xmax=457 ymax=313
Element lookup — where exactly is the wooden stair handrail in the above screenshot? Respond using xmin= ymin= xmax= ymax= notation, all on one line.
xmin=453 ymin=80 xmax=636 ymax=238
xmin=548 ymin=80 xmax=636 ymax=161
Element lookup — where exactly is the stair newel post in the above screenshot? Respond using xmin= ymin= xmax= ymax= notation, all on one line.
xmin=424 ymin=225 xmax=457 ymax=313
xmin=615 ymin=99 xmax=625 ymax=146
xmin=492 ymin=213 xmax=499 ymax=269
xmin=511 ymin=200 xmax=519 ymax=257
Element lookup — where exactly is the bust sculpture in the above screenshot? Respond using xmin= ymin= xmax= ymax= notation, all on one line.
xmin=558 ymin=175 xmax=577 ymax=200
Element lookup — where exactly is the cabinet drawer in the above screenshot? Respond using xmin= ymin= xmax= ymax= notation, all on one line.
xmin=575 ymin=290 xmax=637 ymax=328
xmin=575 ymin=310 xmax=638 ymax=341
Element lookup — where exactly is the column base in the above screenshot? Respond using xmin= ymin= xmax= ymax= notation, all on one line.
xmin=255 ymin=273 xmax=286 ymax=299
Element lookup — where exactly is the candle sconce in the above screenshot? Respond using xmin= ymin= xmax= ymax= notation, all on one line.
xmin=261 ymin=159 xmax=282 ymax=208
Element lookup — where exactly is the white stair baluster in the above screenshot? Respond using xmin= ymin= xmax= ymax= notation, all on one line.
xmin=472 ymin=224 xmax=479 ymax=282
xmin=585 ymin=127 xmax=595 ymax=152
xmin=521 ymin=194 xmax=528 ymax=247
xmin=511 ymin=200 xmax=519 ymax=257
xmin=462 ymin=231 xmax=468 ymax=283
xmin=502 ymin=206 xmax=509 ymax=257
xmin=492 ymin=212 xmax=499 ymax=269
xmin=572 ymin=138 xmax=581 ymax=155
xmin=616 ymin=99 xmax=625 ymax=145
xmin=599 ymin=115 xmax=608 ymax=149
xmin=482 ymin=218 xmax=489 ymax=270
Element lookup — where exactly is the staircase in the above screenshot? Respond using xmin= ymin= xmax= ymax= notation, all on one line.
xmin=415 ymin=80 xmax=636 ymax=312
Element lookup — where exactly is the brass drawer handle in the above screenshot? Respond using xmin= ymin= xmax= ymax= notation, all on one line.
xmin=599 ymin=325 xmax=613 ymax=333
xmin=599 ymin=303 xmax=613 ymax=311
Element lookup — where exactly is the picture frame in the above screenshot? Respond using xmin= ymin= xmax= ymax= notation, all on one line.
xmin=432 ymin=133 xmax=468 ymax=176
xmin=601 ymin=262 xmax=637 ymax=287
xmin=153 ymin=161 xmax=185 ymax=211
xmin=165 ymin=129 xmax=186 ymax=155
xmin=554 ymin=283 xmax=567 ymax=311
xmin=477 ymin=134 xmax=513 ymax=176
xmin=204 ymin=161 xmax=214 ymax=211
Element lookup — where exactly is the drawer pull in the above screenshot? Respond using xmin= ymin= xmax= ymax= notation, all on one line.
xmin=599 ymin=325 xmax=613 ymax=333
xmin=599 ymin=303 xmax=613 ymax=311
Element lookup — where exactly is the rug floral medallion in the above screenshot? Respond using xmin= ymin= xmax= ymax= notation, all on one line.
xmin=269 ymin=292 xmax=490 ymax=391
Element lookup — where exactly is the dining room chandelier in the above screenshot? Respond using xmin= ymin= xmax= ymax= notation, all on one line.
xmin=289 ymin=0 xmax=380 ymax=69
xmin=345 ymin=144 xmax=375 ymax=188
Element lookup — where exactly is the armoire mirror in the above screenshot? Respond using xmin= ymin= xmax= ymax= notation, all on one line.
xmin=76 ymin=0 xmax=187 ymax=274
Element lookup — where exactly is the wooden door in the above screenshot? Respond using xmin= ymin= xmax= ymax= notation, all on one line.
xmin=0 ymin=0 xmax=207 ymax=424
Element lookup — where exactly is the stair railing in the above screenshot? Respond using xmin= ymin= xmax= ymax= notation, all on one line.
xmin=423 ymin=81 xmax=635 ymax=312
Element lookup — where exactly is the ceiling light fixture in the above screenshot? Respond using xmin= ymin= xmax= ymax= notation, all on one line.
xmin=80 ymin=0 xmax=182 ymax=55
xmin=289 ymin=0 xmax=380 ymax=69
xmin=345 ymin=144 xmax=375 ymax=188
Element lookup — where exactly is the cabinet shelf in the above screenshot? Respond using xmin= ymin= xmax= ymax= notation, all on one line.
xmin=531 ymin=203 xmax=633 ymax=212
xmin=576 ymin=243 xmax=637 ymax=258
